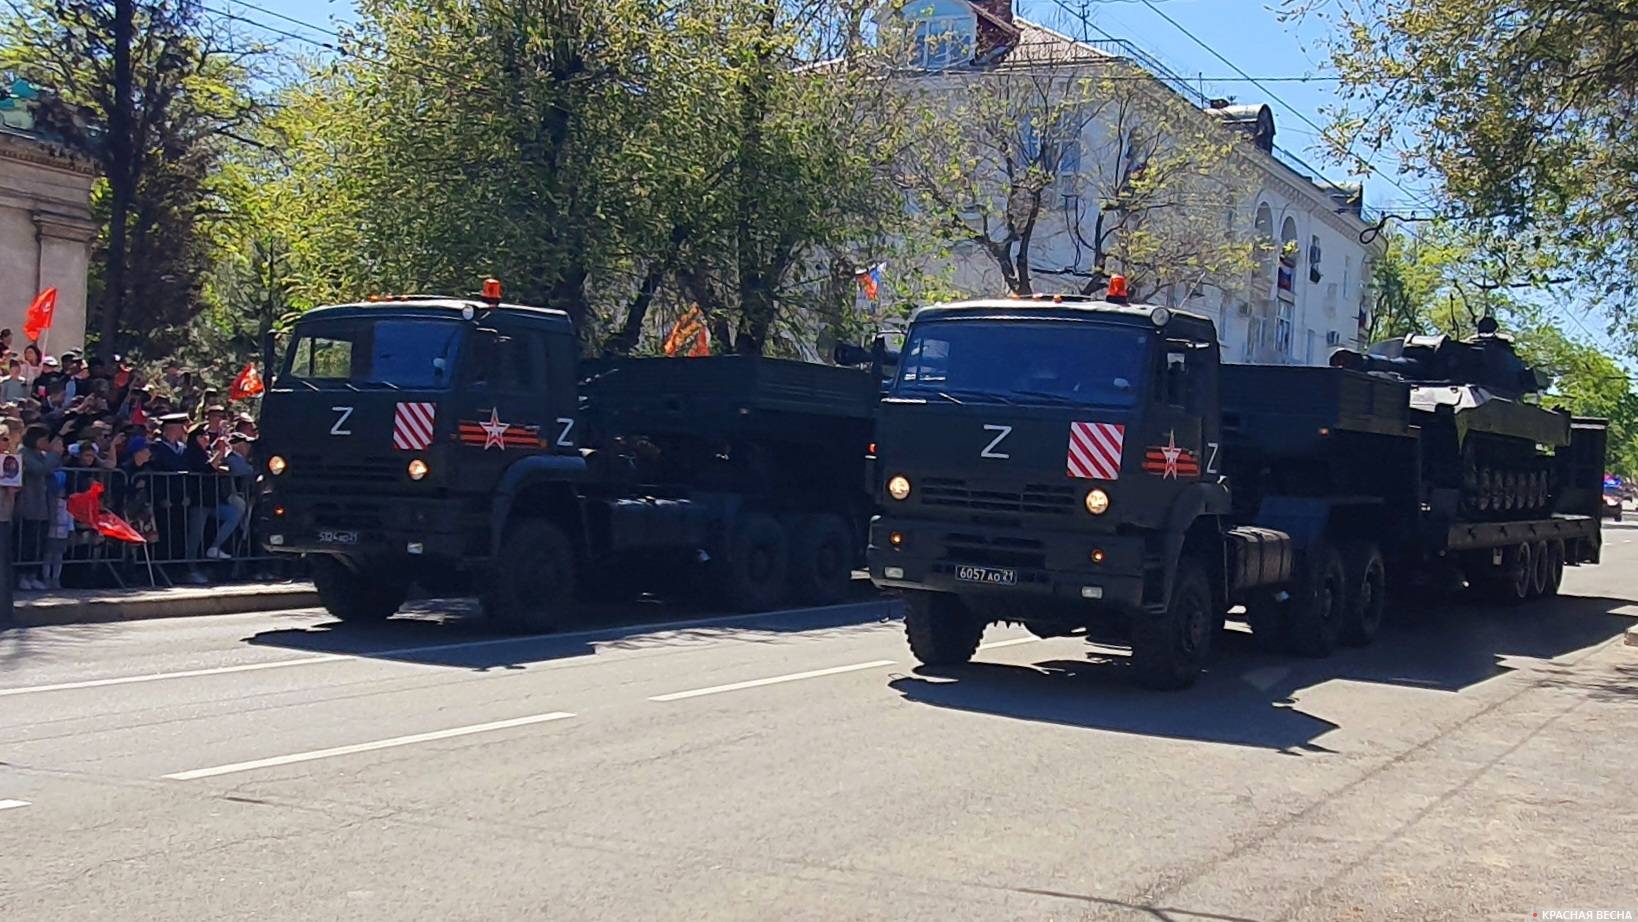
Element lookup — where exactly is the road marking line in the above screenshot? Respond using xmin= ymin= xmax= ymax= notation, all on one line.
xmin=649 ymin=660 xmax=896 ymax=702
xmin=164 ymin=711 xmax=576 ymax=781
xmin=979 ymin=636 xmax=1040 ymax=650
xmin=0 ymin=655 xmax=349 ymax=698
xmin=0 ymin=599 xmax=901 ymax=698
xmin=0 ymin=799 xmax=30 ymax=811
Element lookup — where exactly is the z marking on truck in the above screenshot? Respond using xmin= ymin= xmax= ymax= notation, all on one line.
xmin=329 ymin=406 xmax=354 ymax=436
xmin=980 ymin=424 xmax=1012 ymax=459
xmin=556 ymin=417 xmax=575 ymax=448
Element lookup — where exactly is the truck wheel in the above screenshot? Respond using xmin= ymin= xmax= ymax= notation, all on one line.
xmin=903 ymin=591 xmax=985 ymax=667
xmin=719 ymin=512 xmax=789 ymax=612
xmin=787 ymin=514 xmax=853 ymax=605
xmin=1131 ymin=558 xmax=1215 ymax=690
xmin=311 ymin=556 xmax=407 ymax=623
xmin=1284 ymin=541 xmax=1346 ymax=657
xmin=482 ymin=519 xmax=577 ymax=632
xmin=1339 ymin=541 xmax=1386 ymax=648
xmin=1542 ymin=540 xmax=1565 ymax=597
xmin=1527 ymin=540 xmax=1552 ymax=599
xmin=1487 ymin=542 xmax=1533 ymax=604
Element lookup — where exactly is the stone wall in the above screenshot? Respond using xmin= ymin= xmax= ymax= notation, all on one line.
xmin=0 ymin=129 xmax=96 ymax=356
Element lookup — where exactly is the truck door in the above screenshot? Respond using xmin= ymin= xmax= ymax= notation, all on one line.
xmin=455 ymin=326 xmax=552 ymax=478
xmin=1140 ymin=338 xmax=1214 ymax=488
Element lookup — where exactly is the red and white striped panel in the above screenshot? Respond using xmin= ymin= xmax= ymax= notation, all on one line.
xmin=1067 ymin=421 xmax=1124 ymax=480
xmin=393 ymin=402 xmax=437 ymax=451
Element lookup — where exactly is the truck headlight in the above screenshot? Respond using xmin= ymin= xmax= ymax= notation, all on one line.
xmin=1084 ymin=488 xmax=1110 ymax=515
xmin=407 ymin=458 xmax=429 ymax=481
xmin=887 ymin=474 xmax=912 ymax=501
xmin=267 ymin=455 xmax=287 ymax=476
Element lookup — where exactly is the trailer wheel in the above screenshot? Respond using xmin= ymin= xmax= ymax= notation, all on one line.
xmin=903 ymin=591 xmax=985 ymax=667
xmin=787 ymin=514 xmax=853 ymax=605
xmin=1486 ymin=542 xmax=1534 ymax=604
xmin=1284 ymin=541 xmax=1346 ymax=657
xmin=1131 ymin=558 xmax=1215 ymax=690
xmin=1542 ymin=540 xmax=1565 ymax=597
xmin=1525 ymin=540 xmax=1552 ymax=599
xmin=1339 ymin=541 xmax=1386 ymax=648
xmin=719 ymin=512 xmax=790 ymax=612
xmin=481 ymin=519 xmax=578 ymax=632
xmin=311 ymin=556 xmax=407 ymax=623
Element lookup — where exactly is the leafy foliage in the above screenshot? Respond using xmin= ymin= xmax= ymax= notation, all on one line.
xmin=1298 ymin=0 xmax=1638 ymax=330
xmin=890 ymin=36 xmax=1258 ymax=302
xmin=1 ymin=0 xmax=260 ymax=360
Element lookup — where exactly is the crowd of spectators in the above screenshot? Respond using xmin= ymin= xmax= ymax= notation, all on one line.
xmin=0 ymin=329 xmax=268 ymax=590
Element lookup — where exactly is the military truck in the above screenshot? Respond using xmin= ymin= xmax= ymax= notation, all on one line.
xmin=256 ymin=283 xmax=878 ymax=629
xmin=865 ymin=280 xmax=1606 ymax=689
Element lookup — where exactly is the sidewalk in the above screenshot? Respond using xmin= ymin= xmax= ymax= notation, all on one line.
xmin=7 ymin=581 xmax=321 ymax=628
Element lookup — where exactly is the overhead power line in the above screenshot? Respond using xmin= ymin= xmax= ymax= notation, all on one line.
xmin=1129 ymin=0 xmax=1442 ymax=214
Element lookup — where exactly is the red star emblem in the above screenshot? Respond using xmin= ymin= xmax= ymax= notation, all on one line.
xmin=1159 ymin=430 xmax=1183 ymax=479
xmin=479 ymin=408 xmax=509 ymax=450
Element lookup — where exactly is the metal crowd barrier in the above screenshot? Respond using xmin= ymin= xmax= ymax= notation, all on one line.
xmin=10 ymin=469 xmax=297 ymax=589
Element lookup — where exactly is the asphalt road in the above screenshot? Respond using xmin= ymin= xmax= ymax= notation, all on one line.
xmin=4 ymin=533 xmax=1638 ymax=921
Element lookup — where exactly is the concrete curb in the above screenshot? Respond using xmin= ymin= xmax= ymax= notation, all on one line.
xmin=10 ymin=584 xmax=321 ymax=628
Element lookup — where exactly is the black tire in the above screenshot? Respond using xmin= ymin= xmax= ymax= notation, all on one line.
xmin=903 ymin=591 xmax=985 ymax=667
xmin=311 ymin=556 xmax=407 ymax=623
xmin=1484 ymin=542 xmax=1533 ymax=605
xmin=481 ymin=519 xmax=578 ymax=632
xmin=1339 ymin=541 xmax=1386 ymax=648
xmin=1131 ymin=558 xmax=1215 ymax=690
xmin=1284 ymin=541 xmax=1347 ymax=657
xmin=1542 ymin=540 xmax=1565 ymax=597
xmin=787 ymin=513 xmax=853 ymax=605
xmin=719 ymin=512 xmax=789 ymax=612
xmin=1527 ymin=539 xmax=1552 ymax=599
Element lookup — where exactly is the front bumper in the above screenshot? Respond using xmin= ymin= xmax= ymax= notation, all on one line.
xmin=258 ymin=490 xmax=476 ymax=561
xmin=866 ymin=515 xmax=1148 ymax=609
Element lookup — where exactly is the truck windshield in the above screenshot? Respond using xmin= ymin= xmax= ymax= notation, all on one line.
xmin=895 ymin=320 xmax=1149 ymax=407
xmin=283 ymin=319 xmax=463 ymax=389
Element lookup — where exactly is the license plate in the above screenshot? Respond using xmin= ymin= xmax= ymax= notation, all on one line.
xmin=955 ymin=565 xmax=1017 ymax=586
xmin=317 ymin=529 xmax=359 ymax=545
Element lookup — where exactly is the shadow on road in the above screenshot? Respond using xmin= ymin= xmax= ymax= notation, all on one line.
xmin=243 ymin=585 xmax=901 ymax=672
xmin=890 ymin=592 xmax=1636 ymax=753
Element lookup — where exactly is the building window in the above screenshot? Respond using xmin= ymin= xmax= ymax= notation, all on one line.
xmin=1275 ymin=301 xmax=1293 ymax=357
xmin=1308 ymin=235 xmax=1323 ymax=283
xmin=913 ymin=16 xmax=974 ymax=69
xmin=1021 ymin=111 xmax=1083 ymax=183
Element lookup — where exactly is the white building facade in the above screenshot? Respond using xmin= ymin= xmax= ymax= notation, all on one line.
xmin=888 ymin=1 xmax=1382 ymax=365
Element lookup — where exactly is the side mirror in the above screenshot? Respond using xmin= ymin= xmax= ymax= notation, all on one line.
xmin=833 ymin=341 xmax=873 ymax=367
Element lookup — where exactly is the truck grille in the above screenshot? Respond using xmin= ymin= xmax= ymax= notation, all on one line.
xmin=287 ymin=454 xmax=402 ymax=487
xmin=921 ymin=477 xmax=1076 ymax=516
xmin=940 ymin=532 xmax=1048 ymax=569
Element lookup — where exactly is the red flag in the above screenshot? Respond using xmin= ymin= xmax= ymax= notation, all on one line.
xmin=66 ymin=481 xmax=148 ymax=544
xmin=23 ymin=287 xmax=57 ymax=342
xmin=662 ymin=305 xmax=711 ymax=358
xmin=229 ymin=362 xmax=264 ymax=399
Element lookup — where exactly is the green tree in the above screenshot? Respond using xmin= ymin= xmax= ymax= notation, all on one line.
xmin=267 ymin=0 xmax=905 ymax=356
xmin=2 ymin=0 xmax=260 ymax=360
xmin=1297 ymin=0 xmax=1638 ymax=328
xmin=891 ymin=39 xmax=1257 ymax=301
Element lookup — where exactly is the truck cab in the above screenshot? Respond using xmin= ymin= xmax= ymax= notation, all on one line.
xmin=868 ymin=284 xmax=1242 ymax=687
xmin=258 ymin=291 xmax=584 ymax=622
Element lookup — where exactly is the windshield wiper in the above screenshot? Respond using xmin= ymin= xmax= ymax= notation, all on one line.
xmin=936 ymin=391 xmax=965 ymax=405
xmin=1007 ymin=390 xmax=1076 ymax=405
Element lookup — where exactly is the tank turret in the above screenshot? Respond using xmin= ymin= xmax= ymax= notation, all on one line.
xmin=1330 ymin=319 xmax=1571 ymax=520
